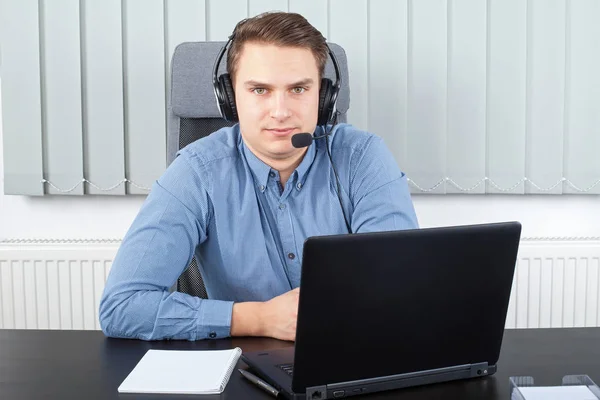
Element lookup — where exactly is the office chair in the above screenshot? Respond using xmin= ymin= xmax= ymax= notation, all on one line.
xmin=167 ymin=41 xmax=351 ymax=299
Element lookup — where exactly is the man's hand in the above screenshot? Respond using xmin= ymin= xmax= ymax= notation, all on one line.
xmin=260 ymin=287 xmax=300 ymax=341
xmin=231 ymin=288 xmax=300 ymax=341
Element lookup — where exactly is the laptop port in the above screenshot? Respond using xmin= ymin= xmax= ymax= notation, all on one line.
xmin=306 ymin=386 xmax=326 ymax=400
xmin=333 ymin=390 xmax=345 ymax=398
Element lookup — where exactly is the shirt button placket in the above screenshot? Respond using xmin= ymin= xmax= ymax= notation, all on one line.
xmin=276 ymin=200 xmax=296 ymax=283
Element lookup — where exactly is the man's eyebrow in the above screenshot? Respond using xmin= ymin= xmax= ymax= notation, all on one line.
xmin=288 ymin=78 xmax=315 ymax=87
xmin=243 ymin=80 xmax=273 ymax=88
xmin=242 ymin=78 xmax=315 ymax=88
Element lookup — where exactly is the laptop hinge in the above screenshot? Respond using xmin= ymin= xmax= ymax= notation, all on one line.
xmin=328 ymin=363 xmax=473 ymax=389
xmin=470 ymin=362 xmax=490 ymax=377
xmin=307 ymin=362 xmax=490 ymax=399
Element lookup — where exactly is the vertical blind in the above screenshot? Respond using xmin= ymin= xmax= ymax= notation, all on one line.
xmin=1 ymin=0 xmax=599 ymax=195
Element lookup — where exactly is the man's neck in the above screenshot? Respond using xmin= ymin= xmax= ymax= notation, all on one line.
xmin=245 ymin=143 xmax=308 ymax=188
xmin=268 ymin=149 xmax=307 ymax=188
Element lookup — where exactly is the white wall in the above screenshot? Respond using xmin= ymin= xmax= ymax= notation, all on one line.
xmin=2 ymin=78 xmax=599 ymax=241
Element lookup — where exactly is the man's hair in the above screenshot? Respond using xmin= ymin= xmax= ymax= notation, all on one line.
xmin=226 ymin=12 xmax=329 ymax=83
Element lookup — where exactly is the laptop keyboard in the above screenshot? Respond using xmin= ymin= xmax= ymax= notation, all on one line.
xmin=278 ymin=363 xmax=294 ymax=377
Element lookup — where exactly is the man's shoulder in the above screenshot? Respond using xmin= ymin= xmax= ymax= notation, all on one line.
xmin=327 ymin=123 xmax=400 ymax=176
xmin=177 ymin=125 xmax=240 ymax=167
xmin=329 ymin=123 xmax=384 ymax=153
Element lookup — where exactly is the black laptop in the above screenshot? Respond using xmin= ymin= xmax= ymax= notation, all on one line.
xmin=242 ymin=222 xmax=522 ymax=399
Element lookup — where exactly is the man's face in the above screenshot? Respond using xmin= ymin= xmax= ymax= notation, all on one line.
xmin=233 ymin=42 xmax=320 ymax=164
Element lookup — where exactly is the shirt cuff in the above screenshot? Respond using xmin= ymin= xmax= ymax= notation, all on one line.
xmin=197 ymin=299 xmax=234 ymax=340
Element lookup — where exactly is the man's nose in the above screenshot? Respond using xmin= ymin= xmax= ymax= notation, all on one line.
xmin=269 ymin=92 xmax=292 ymax=120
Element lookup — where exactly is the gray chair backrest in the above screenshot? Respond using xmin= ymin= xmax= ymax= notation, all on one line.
xmin=167 ymin=41 xmax=351 ymax=298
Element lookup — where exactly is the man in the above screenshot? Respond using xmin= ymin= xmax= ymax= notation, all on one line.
xmin=99 ymin=12 xmax=418 ymax=342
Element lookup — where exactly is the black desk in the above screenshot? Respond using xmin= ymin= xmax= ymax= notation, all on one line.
xmin=1 ymin=328 xmax=600 ymax=399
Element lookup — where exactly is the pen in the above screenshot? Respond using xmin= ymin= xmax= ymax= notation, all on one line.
xmin=239 ymin=368 xmax=280 ymax=398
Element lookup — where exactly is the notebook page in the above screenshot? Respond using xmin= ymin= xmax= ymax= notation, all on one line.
xmin=118 ymin=348 xmax=242 ymax=394
xmin=515 ymin=385 xmax=598 ymax=400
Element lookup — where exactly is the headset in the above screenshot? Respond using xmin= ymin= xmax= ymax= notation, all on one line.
xmin=212 ymin=25 xmax=342 ymax=126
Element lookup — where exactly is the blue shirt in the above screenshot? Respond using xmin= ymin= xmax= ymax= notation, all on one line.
xmin=99 ymin=123 xmax=419 ymax=341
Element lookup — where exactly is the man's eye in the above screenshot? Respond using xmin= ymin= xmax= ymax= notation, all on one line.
xmin=252 ymin=88 xmax=267 ymax=95
xmin=292 ymin=87 xmax=306 ymax=94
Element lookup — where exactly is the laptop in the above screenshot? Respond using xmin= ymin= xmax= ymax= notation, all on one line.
xmin=242 ymin=222 xmax=522 ymax=399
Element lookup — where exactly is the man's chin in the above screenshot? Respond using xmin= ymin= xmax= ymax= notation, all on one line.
xmin=266 ymin=144 xmax=304 ymax=159
xmin=266 ymin=135 xmax=294 ymax=149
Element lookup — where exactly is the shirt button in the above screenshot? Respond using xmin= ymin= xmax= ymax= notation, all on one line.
xmin=296 ymin=182 xmax=303 ymax=190
xmin=288 ymin=253 xmax=296 ymax=260
xmin=259 ymin=185 xmax=265 ymax=192
xmin=279 ymin=204 xmax=286 ymax=210
xmin=209 ymin=332 xmax=217 ymax=339
xmin=269 ymin=171 xmax=276 ymax=177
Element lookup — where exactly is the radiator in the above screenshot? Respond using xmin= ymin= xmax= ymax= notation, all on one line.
xmin=0 ymin=241 xmax=118 ymax=330
xmin=507 ymin=238 xmax=600 ymax=329
xmin=1 ymin=239 xmax=600 ymax=330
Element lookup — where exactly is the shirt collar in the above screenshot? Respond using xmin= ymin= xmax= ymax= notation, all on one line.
xmin=239 ymin=135 xmax=271 ymax=189
xmin=237 ymin=126 xmax=319 ymax=189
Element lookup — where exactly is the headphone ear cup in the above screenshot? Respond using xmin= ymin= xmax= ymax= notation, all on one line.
xmin=318 ymin=78 xmax=334 ymax=126
xmin=219 ymin=74 xmax=238 ymax=123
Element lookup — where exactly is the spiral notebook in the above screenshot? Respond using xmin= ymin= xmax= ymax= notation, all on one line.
xmin=118 ymin=348 xmax=242 ymax=394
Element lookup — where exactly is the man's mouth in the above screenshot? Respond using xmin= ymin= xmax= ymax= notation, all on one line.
xmin=266 ymin=128 xmax=296 ymax=136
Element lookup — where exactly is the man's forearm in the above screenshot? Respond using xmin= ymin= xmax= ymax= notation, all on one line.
xmin=99 ymin=289 xmax=233 ymax=340
xmin=231 ymin=302 xmax=265 ymax=337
